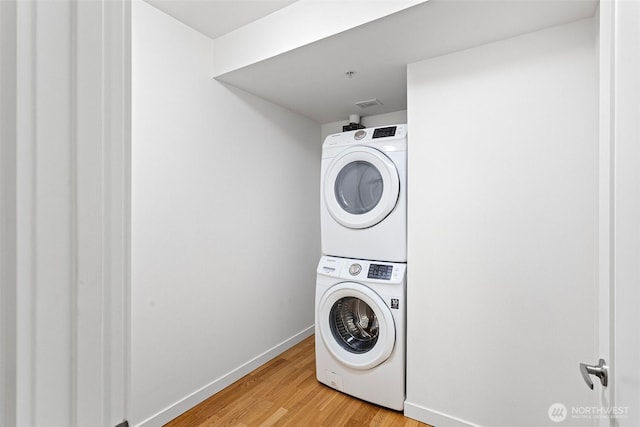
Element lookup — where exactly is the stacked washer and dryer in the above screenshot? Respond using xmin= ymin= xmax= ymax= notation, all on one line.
xmin=315 ymin=124 xmax=407 ymax=411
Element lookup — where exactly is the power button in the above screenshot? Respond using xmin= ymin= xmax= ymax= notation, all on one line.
xmin=348 ymin=263 xmax=362 ymax=276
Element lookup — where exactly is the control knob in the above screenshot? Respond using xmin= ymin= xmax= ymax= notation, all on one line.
xmin=348 ymin=263 xmax=362 ymax=276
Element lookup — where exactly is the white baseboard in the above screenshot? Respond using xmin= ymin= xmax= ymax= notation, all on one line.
xmin=404 ymin=401 xmax=480 ymax=427
xmin=135 ymin=325 xmax=315 ymax=427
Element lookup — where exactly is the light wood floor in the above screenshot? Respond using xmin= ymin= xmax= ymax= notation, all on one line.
xmin=165 ymin=335 xmax=430 ymax=426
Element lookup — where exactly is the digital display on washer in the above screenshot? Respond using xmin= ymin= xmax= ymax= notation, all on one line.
xmin=367 ymin=264 xmax=393 ymax=280
xmin=372 ymin=126 xmax=397 ymax=139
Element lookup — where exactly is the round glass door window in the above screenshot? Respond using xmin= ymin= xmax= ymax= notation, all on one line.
xmin=334 ymin=161 xmax=383 ymax=215
xmin=330 ymin=296 xmax=379 ymax=353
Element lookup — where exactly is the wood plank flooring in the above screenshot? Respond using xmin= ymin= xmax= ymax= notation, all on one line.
xmin=165 ymin=335 xmax=430 ymax=427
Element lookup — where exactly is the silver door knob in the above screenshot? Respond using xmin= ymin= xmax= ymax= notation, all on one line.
xmin=580 ymin=358 xmax=608 ymax=390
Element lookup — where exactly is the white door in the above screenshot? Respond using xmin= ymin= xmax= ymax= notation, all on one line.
xmin=324 ymin=147 xmax=400 ymax=229
xmin=405 ymin=13 xmax=617 ymax=427
xmin=317 ymin=282 xmax=396 ymax=370
xmin=609 ymin=0 xmax=640 ymax=425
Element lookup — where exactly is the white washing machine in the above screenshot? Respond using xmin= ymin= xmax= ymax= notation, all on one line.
xmin=315 ymin=256 xmax=406 ymax=410
xmin=321 ymin=124 xmax=407 ymax=262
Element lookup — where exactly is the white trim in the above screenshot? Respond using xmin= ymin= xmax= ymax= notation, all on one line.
xmin=14 ymin=1 xmax=36 ymax=424
xmin=404 ymin=401 xmax=481 ymax=427
xmin=33 ymin=1 xmax=75 ymax=424
xmin=0 ymin=2 xmax=19 ymax=426
xmin=597 ymin=0 xmax=614 ymax=418
xmin=1 ymin=1 xmax=130 ymax=425
xmin=134 ymin=326 xmax=314 ymax=427
xmin=74 ymin=0 xmax=131 ymax=425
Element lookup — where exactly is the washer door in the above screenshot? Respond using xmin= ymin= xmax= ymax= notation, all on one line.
xmin=317 ymin=282 xmax=395 ymax=370
xmin=324 ymin=147 xmax=400 ymax=229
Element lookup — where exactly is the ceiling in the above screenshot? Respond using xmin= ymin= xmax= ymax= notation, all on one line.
xmin=144 ymin=0 xmax=598 ymax=124
xmin=143 ymin=0 xmax=298 ymax=39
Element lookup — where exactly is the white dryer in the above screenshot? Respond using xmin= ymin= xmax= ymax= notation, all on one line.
xmin=315 ymin=256 xmax=406 ymax=411
xmin=321 ymin=124 xmax=407 ymax=262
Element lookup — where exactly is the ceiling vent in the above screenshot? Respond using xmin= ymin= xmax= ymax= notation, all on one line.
xmin=355 ymin=98 xmax=383 ymax=109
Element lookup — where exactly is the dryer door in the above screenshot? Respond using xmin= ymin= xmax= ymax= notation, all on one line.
xmin=317 ymin=282 xmax=395 ymax=370
xmin=324 ymin=147 xmax=400 ymax=229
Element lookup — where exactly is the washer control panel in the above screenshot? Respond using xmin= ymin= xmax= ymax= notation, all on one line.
xmin=317 ymin=256 xmax=406 ymax=283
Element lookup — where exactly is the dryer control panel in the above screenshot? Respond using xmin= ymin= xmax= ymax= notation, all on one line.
xmin=322 ymin=124 xmax=407 ymax=151
xmin=372 ymin=126 xmax=397 ymax=139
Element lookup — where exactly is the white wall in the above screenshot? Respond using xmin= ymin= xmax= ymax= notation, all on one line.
xmin=405 ymin=18 xmax=597 ymax=427
xmin=320 ymin=110 xmax=408 ymax=142
xmin=131 ymin=2 xmax=320 ymax=425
